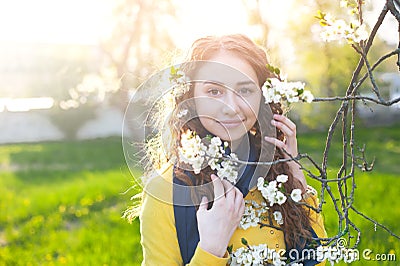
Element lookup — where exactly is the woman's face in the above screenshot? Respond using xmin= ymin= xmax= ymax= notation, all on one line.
xmin=193 ymin=50 xmax=261 ymax=144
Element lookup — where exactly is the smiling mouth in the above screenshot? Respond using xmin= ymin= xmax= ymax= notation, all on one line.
xmin=218 ymin=119 xmax=246 ymax=129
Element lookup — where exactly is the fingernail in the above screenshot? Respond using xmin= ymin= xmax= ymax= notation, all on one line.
xmin=271 ymin=120 xmax=276 ymax=125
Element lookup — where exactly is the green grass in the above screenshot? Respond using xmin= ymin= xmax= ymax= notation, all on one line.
xmin=0 ymin=138 xmax=142 ymax=265
xmin=0 ymin=124 xmax=399 ymax=265
xmin=298 ymin=123 xmax=400 ymax=265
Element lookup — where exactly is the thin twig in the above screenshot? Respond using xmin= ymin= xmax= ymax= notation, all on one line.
xmin=351 ymin=206 xmax=400 ymax=240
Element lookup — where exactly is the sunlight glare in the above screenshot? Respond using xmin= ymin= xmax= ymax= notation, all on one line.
xmin=0 ymin=0 xmax=113 ymax=44
xmin=1 ymin=97 xmax=54 ymax=112
xmin=172 ymin=0 xmax=251 ymax=48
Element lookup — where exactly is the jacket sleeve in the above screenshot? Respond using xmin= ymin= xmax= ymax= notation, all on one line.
xmin=140 ymin=188 xmax=182 ymax=265
xmin=303 ymin=187 xmax=327 ymax=241
xmin=303 ymin=186 xmax=328 ymax=266
xmin=140 ymin=175 xmax=230 ymax=266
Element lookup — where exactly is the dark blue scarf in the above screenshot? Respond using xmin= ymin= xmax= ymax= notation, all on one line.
xmin=172 ymin=134 xmax=321 ymax=265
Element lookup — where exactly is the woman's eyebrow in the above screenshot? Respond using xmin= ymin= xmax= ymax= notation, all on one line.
xmin=236 ymin=81 xmax=255 ymax=86
xmin=202 ymin=80 xmax=255 ymax=86
xmin=199 ymin=80 xmax=257 ymax=90
xmin=202 ymin=80 xmax=226 ymax=86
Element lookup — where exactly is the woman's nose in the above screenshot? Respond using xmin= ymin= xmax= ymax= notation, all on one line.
xmin=222 ymin=90 xmax=241 ymax=116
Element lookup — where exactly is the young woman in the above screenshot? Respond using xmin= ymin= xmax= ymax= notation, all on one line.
xmin=137 ymin=34 xmax=327 ymax=265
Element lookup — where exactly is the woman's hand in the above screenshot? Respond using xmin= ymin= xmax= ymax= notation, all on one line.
xmin=196 ymin=174 xmax=245 ymax=258
xmin=264 ymin=114 xmax=307 ymax=191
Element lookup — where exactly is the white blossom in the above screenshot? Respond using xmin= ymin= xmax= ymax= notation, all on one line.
xmin=178 ymin=129 xmax=207 ymax=174
xmin=211 ymin=136 xmax=222 ymax=146
xmin=291 ymin=188 xmax=303 ymax=203
xmin=230 ymin=243 xmax=286 ymax=266
xmin=353 ymin=23 xmax=368 ymax=43
xmin=276 ymin=174 xmax=288 ymax=183
xmin=178 ymin=130 xmax=238 ymax=182
xmin=340 ymin=0 xmax=348 ymax=8
xmin=319 ymin=13 xmax=368 ymax=44
xmin=239 ymin=200 xmax=268 ymax=230
xmin=206 ymin=136 xmax=224 ymax=170
xmin=259 ymin=181 xmax=278 ymax=206
xmin=273 ymin=211 xmax=284 ymax=225
xmin=177 ymin=109 xmax=188 ymax=118
xmin=257 ymin=176 xmax=288 ymax=206
xmin=170 ymin=68 xmax=191 ymax=98
xmin=262 ymin=78 xmax=314 ymax=105
xmin=217 ymin=157 xmax=239 ymax=183
xmin=302 ymin=90 xmax=314 ymax=103
xmin=275 ymin=191 xmax=287 ymax=205
xmin=231 ymin=241 xmax=357 ymax=265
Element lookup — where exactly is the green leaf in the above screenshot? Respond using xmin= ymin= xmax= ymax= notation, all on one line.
xmin=319 ymin=20 xmax=328 ymax=26
xmin=227 ymin=244 xmax=233 ymax=254
xmin=169 ymin=66 xmax=178 ymax=82
xmin=266 ymin=64 xmax=275 ymax=73
xmin=170 ymin=66 xmax=177 ymax=75
xmin=266 ymin=64 xmax=281 ymax=76
xmin=241 ymin=237 xmax=248 ymax=246
xmin=315 ymin=10 xmax=326 ymax=20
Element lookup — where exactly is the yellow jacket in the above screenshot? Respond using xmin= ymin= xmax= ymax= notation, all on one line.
xmin=140 ymin=166 xmax=327 ymax=265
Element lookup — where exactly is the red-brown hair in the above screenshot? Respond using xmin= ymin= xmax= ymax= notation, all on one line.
xmin=173 ymin=34 xmax=313 ymax=249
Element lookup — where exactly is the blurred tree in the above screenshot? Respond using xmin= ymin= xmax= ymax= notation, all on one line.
xmin=287 ymin=0 xmax=397 ymax=130
xmin=49 ymin=104 xmax=96 ymax=140
xmin=53 ymin=0 xmax=176 ymax=138
xmin=101 ymin=0 xmax=175 ymax=108
xmin=246 ymin=0 xmax=397 ymax=130
xmin=0 ymin=43 xmax=95 ymax=99
xmin=286 ymin=0 xmax=358 ymax=130
xmin=241 ymin=0 xmax=270 ymax=47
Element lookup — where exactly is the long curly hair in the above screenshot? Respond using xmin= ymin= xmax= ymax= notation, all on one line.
xmin=133 ymin=34 xmax=314 ymax=250
xmin=167 ymin=34 xmax=313 ymax=250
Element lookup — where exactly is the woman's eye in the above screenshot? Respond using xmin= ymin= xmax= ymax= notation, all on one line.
xmin=238 ymin=87 xmax=253 ymax=95
xmin=207 ymin=88 xmax=222 ymax=96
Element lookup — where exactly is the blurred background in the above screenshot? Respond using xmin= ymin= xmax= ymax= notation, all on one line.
xmin=0 ymin=0 xmax=399 ymax=265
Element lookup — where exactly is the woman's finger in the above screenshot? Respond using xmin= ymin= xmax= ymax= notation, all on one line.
xmin=237 ymin=195 xmax=245 ymax=217
xmin=221 ymin=179 xmax=235 ymax=193
xmin=270 ymin=114 xmax=298 ymax=157
xmin=265 ymin=136 xmax=286 ymax=149
xmin=198 ymin=196 xmax=209 ymax=212
xmin=211 ymin=174 xmax=225 ymax=202
xmin=273 ymin=114 xmax=296 ymax=132
xmin=265 ymin=136 xmax=297 ymax=158
xmin=271 ymin=119 xmax=294 ymax=138
xmin=234 ymin=187 xmax=244 ymax=213
xmin=221 ymin=179 xmax=235 ymax=202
